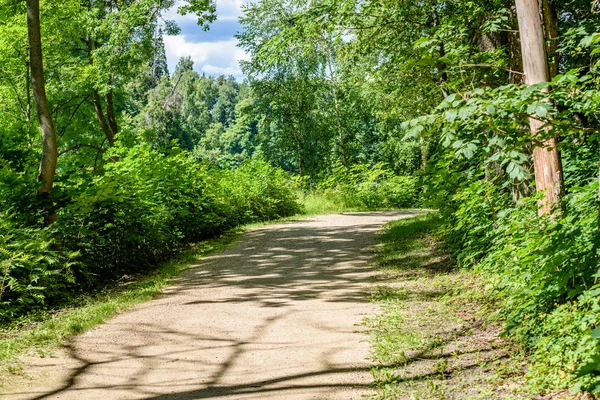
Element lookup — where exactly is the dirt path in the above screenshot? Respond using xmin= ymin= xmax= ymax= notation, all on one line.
xmin=3 ymin=211 xmax=417 ymax=400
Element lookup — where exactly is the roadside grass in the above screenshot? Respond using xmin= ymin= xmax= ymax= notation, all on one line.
xmin=299 ymin=191 xmax=422 ymax=216
xmin=300 ymin=191 xmax=362 ymax=215
xmin=0 ymin=232 xmax=240 ymax=381
xmin=368 ymin=213 xmax=532 ymax=399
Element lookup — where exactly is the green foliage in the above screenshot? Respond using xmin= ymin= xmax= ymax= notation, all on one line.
xmin=316 ymin=164 xmax=420 ymax=210
xmin=0 ymin=145 xmax=300 ymax=322
xmin=0 ymin=232 xmax=237 ymax=374
xmin=2 ymin=0 xmax=600 ymax=396
xmin=529 ymin=289 xmax=600 ymax=393
xmin=215 ymin=158 xmax=303 ymax=223
xmin=0 ymin=218 xmax=77 ymax=321
xmin=446 ymin=179 xmax=600 ymax=392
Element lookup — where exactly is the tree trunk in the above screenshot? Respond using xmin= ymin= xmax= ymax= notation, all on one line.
xmin=25 ymin=60 xmax=32 ymax=122
xmin=420 ymin=137 xmax=428 ymax=170
xmin=27 ymin=0 xmax=58 ymax=218
xmin=433 ymin=9 xmax=449 ymax=98
xmin=105 ymin=83 xmax=118 ymax=136
xmin=504 ymin=3 xmax=534 ymax=201
xmin=297 ymin=133 xmax=304 ymax=178
xmin=323 ymin=41 xmax=347 ymax=168
xmin=331 ymin=88 xmax=347 ymax=168
xmin=540 ymin=0 xmax=559 ymax=79
xmin=515 ymin=0 xmax=564 ymax=215
xmin=508 ymin=3 xmax=525 ymax=85
xmin=86 ymin=41 xmax=118 ymax=146
xmin=92 ymin=89 xmax=116 ymax=146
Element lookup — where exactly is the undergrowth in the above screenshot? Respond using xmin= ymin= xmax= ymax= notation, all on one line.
xmin=304 ymin=163 xmax=420 ymax=213
xmin=0 ymin=233 xmax=238 ymax=379
xmin=445 ymin=179 xmax=600 ymax=395
xmin=0 ymin=148 xmax=301 ymax=322
xmin=369 ymin=213 xmax=530 ymax=399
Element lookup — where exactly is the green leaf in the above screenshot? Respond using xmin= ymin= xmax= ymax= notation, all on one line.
xmin=445 ymin=110 xmax=458 ymax=122
xmin=535 ymin=104 xmax=548 ymax=118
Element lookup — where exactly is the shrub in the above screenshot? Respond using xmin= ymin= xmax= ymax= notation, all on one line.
xmin=446 ymin=178 xmax=600 ymax=392
xmin=0 ymin=145 xmax=301 ymax=322
xmin=215 ymin=158 xmax=303 ymax=223
xmin=0 ymin=218 xmax=78 ymax=321
xmin=316 ymin=163 xmax=420 ymax=210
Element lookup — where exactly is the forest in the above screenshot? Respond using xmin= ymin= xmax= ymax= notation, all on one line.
xmin=1 ymin=0 xmax=600 ymax=397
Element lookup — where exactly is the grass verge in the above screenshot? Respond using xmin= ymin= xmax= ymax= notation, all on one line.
xmin=368 ymin=213 xmax=533 ymax=399
xmin=0 ymin=232 xmax=239 ymax=380
xmin=300 ymin=191 xmax=363 ymax=215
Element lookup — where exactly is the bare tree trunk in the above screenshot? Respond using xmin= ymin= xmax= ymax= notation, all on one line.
xmin=515 ymin=0 xmax=564 ymax=215
xmin=27 ymin=0 xmax=58 ymax=218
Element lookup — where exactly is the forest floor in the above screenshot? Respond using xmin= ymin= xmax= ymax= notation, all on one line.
xmin=0 ymin=211 xmax=415 ymax=400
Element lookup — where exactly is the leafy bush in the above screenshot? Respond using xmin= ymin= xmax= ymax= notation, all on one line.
xmin=0 ymin=217 xmax=78 ymax=321
xmin=0 ymin=145 xmax=301 ymax=322
xmin=316 ymin=163 xmax=420 ymax=209
xmin=529 ymin=288 xmax=600 ymax=392
xmin=445 ymin=178 xmax=600 ymax=392
xmin=215 ymin=158 xmax=303 ymax=223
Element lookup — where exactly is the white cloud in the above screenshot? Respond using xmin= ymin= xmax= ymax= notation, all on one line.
xmin=164 ymin=35 xmax=249 ymax=77
xmin=162 ymin=1 xmax=252 ymax=78
xmin=163 ymin=0 xmax=247 ymax=23
xmin=216 ymin=0 xmax=246 ymax=20
xmin=202 ymin=64 xmax=242 ymax=76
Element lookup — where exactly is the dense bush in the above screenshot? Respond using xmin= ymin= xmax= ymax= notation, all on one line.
xmin=444 ymin=178 xmax=600 ymax=392
xmin=0 ymin=145 xmax=301 ymax=322
xmin=0 ymin=218 xmax=78 ymax=320
xmin=215 ymin=158 xmax=303 ymax=223
xmin=316 ymin=163 xmax=420 ymax=210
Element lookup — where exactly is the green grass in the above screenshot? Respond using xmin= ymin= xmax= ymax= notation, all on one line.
xmin=299 ymin=190 xmax=417 ymax=215
xmin=0 ymin=232 xmax=239 ymax=379
xmin=368 ymin=213 xmax=529 ymax=399
xmin=300 ymin=191 xmax=361 ymax=215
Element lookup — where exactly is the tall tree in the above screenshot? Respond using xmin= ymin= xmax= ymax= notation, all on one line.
xmin=26 ymin=0 xmax=57 ymax=212
xmin=515 ymin=0 xmax=564 ymax=215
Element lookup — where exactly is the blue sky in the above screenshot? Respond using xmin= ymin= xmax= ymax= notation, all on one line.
xmin=163 ymin=0 xmax=250 ymax=78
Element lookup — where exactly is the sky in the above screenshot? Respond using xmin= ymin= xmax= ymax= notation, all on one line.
xmin=162 ymin=0 xmax=250 ymax=79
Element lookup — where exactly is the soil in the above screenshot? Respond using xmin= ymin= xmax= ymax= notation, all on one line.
xmin=1 ymin=211 xmax=417 ymax=400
